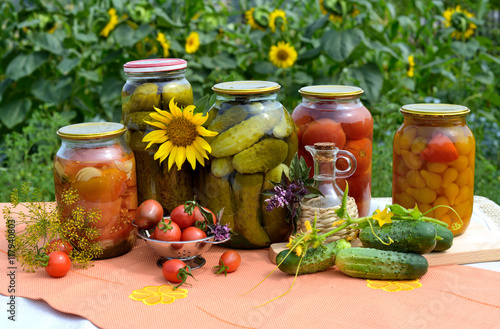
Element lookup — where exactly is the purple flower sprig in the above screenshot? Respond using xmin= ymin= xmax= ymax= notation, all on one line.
xmin=209 ymin=222 xmax=231 ymax=241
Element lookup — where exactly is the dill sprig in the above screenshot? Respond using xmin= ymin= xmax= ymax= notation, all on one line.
xmin=3 ymin=182 xmax=103 ymax=272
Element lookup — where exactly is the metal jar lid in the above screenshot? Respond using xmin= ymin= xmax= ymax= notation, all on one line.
xmin=123 ymin=58 xmax=187 ymax=73
xmin=400 ymin=104 xmax=470 ymax=117
xmin=212 ymin=81 xmax=281 ymax=95
xmin=57 ymin=122 xmax=127 ymax=140
xmin=298 ymin=85 xmax=364 ymax=98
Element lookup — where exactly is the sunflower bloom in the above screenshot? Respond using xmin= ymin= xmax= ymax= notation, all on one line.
xmin=157 ymin=32 xmax=170 ymax=57
xmin=185 ymin=31 xmax=200 ymax=54
xmin=269 ymin=9 xmax=287 ymax=33
xmin=407 ymin=55 xmax=415 ymax=78
xmin=143 ymin=98 xmax=218 ymax=170
xmin=372 ymin=208 xmax=394 ymax=227
xmin=319 ymin=0 xmax=360 ymax=23
xmin=443 ymin=5 xmax=477 ymax=39
xmin=100 ymin=8 xmax=119 ymax=37
xmin=245 ymin=7 xmax=266 ymax=31
xmin=269 ymin=41 xmax=298 ymax=69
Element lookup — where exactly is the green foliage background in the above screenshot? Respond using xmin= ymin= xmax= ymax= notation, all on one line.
xmin=0 ymin=0 xmax=499 ymax=204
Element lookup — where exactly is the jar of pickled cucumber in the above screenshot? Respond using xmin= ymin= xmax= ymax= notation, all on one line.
xmin=392 ymin=104 xmax=475 ymax=236
xmin=291 ymin=85 xmax=373 ymax=217
xmin=53 ymin=122 xmax=138 ymax=258
xmin=195 ymin=81 xmax=298 ymax=249
xmin=121 ymin=59 xmax=194 ymax=214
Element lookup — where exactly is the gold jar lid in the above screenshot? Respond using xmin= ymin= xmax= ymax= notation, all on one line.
xmin=212 ymin=81 xmax=281 ymax=95
xmin=57 ymin=122 xmax=127 ymax=140
xmin=400 ymin=104 xmax=470 ymax=117
xmin=298 ymin=85 xmax=364 ymax=98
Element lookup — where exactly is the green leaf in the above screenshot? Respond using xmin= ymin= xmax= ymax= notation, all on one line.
xmin=253 ymin=61 xmax=276 ymax=74
xmin=293 ymin=71 xmax=313 ymax=86
xmin=0 ymin=78 xmax=12 ymax=103
xmin=484 ymin=92 xmax=500 ymax=107
xmin=389 ymin=204 xmax=410 ymax=217
xmin=57 ymin=57 xmax=80 ymax=74
xmin=409 ymin=205 xmax=422 ymax=220
xmin=299 ymin=156 xmax=310 ymax=180
xmin=194 ymin=94 xmax=211 ymax=115
xmin=350 ymin=62 xmax=383 ymax=103
xmin=334 ymin=183 xmax=349 ymax=219
xmin=305 ymin=15 xmax=329 ymax=39
xmin=154 ymin=7 xmax=184 ymax=28
xmin=473 ymin=72 xmax=494 ymax=85
xmin=31 ymin=77 xmax=72 ymax=104
xmin=451 ymin=40 xmax=480 ymax=58
xmin=298 ymin=47 xmax=322 ymax=62
xmin=0 ymin=99 xmax=31 ymax=128
xmin=211 ymin=52 xmax=237 ymax=69
xmin=113 ymin=24 xmax=136 ymax=47
xmin=480 ymin=52 xmax=500 ymax=66
xmin=223 ymin=73 xmax=235 ymax=82
xmin=33 ymin=33 xmax=64 ymax=55
xmin=6 ymin=52 xmax=49 ymax=81
xmin=79 ymin=69 xmax=100 ymax=82
xmin=74 ymin=32 xmax=98 ymax=43
xmin=289 ymin=153 xmax=300 ymax=181
xmin=321 ymin=29 xmax=363 ymax=62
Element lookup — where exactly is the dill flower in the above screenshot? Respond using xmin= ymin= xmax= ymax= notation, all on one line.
xmin=269 ymin=9 xmax=287 ymax=33
xmin=269 ymin=41 xmax=298 ymax=68
xmin=407 ymin=55 xmax=415 ymax=78
xmin=142 ymin=98 xmax=218 ymax=170
xmin=443 ymin=5 xmax=477 ymax=39
xmin=185 ymin=31 xmax=200 ymax=54
xmin=245 ymin=7 xmax=267 ymax=30
xmin=157 ymin=32 xmax=170 ymax=57
xmin=100 ymin=8 xmax=119 ymax=37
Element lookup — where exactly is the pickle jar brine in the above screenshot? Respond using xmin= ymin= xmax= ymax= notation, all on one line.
xmin=392 ymin=104 xmax=475 ymax=236
xmin=195 ymin=81 xmax=298 ymax=249
xmin=121 ymin=58 xmax=194 ymax=214
xmin=53 ymin=122 xmax=138 ymax=258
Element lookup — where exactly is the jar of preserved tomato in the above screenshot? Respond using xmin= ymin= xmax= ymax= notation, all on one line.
xmin=392 ymin=104 xmax=475 ymax=236
xmin=292 ymin=85 xmax=373 ymax=216
xmin=121 ymin=58 xmax=194 ymax=214
xmin=195 ymin=81 xmax=297 ymax=249
xmin=53 ymin=122 xmax=138 ymax=258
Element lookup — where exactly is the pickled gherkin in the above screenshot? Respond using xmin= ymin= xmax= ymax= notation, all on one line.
xmin=127 ymin=83 xmax=161 ymax=114
xmin=162 ymin=82 xmax=193 ymax=109
xmin=211 ymin=156 xmax=235 ymax=177
xmin=210 ymin=111 xmax=281 ymax=158
xmin=284 ymin=130 xmax=299 ymax=166
xmin=273 ymin=109 xmax=294 ymax=139
xmin=123 ymin=112 xmax=154 ymax=131
xmin=233 ymin=139 xmax=288 ymax=174
xmin=263 ymin=164 xmax=292 ymax=242
xmin=208 ymin=105 xmax=248 ymax=134
xmin=233 ymin=173 xmax=271 ymax=247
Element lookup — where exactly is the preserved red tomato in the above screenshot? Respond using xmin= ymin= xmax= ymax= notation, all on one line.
xmin=54 ymin=122 xmax=138 ymax=258
xmin=292 ymin=85 xmax=373 ymax=216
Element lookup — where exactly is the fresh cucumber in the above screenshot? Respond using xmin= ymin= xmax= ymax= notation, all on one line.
xmin=276 ymin=239 xmax=351 ymax=275
xmin=431 ymin=222 xmax=454 ymax=252
xmin=335 ymin=247 xmax=429 ymax=280
xmin=359 ymin=220 xmax=437 ymax=254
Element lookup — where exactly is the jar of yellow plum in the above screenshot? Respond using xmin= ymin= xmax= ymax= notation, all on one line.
xmin=392 ymin=104 xmax=475 ymax=236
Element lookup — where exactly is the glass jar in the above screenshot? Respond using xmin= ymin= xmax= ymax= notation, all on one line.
xmin=53 ymin=122 xmax=138 ymax=258
xmin=392 ymin=104 xmax=475 ymax=236
xmin=194 ymin=81 xmax=298 ymax=249
xmin=292 ymin=85 xmax=373 ymax=216
xmin=121 ymin=58 xmax=194 ymax=214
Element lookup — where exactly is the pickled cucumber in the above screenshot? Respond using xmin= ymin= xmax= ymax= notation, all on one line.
xmin=123 ymin=112 xmax=154 ymax=131
xmin=263 ymin=164 xmax=292 ymax=242
xmin=245 ymin=102 xmax=265 ymax=114
xmin=273 ymin=109 xmax=294 ymax=139
xmin=211 ymin=156 xmax=235 ymax=177
xmin=161 ymin=82 xmax=193 ymax=109
xmin=233 ymin=173 xmax=271 ymax=247
xmin=128 ymin=83 xmax=161 ymax=114
xmin=208 ymin=105 xmax=248 ymax=134
xmin=233 ymin=139 xmax=288 ymax=174
xmin=210 ymin=111 xmax=281 ymax=158
xmin=284 ymin=130 xmax=299 ymax=166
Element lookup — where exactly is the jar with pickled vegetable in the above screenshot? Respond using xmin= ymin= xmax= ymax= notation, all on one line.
xmin=195 ymin=81 xmax=297 ymax=249
xmin=292 ymin=85 xmax=373 ymax=216
xmin=53 ymin=122 xmax=138 ymax=258
xmin=392 ymin=104 xmax=475 ymax=236
xmin=121 ymin=59 xmax=194 ymax=214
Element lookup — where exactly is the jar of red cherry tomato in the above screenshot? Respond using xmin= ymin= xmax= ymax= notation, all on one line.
xmin=292 ymin=85 xmax=373 ymax=216
xmin=53 ymin=122 xmax=138 ymax=258
xmin=392 ymin=104 xmax=475 ymax=236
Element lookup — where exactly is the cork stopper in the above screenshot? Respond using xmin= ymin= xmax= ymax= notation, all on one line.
xmin=314 ymin=142 xmax=336 ymax=150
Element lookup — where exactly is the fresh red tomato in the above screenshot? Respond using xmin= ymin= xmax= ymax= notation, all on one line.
xmin=420 ymin=133 xmax=459 ymax=163
xmin=162 ymin=259 xmax=191 ymax=284
xmin=301 ymin=118 xmax=346 ymax=149
xmin=170 ymin=205 xmax=195 ymax=229
xmin=215 ymin=250 xmax=241 ymax=275
xmin=337 ymin=138 xmax=372 ymax=176
xmin=154 ymin=218 xmax=182 ymax=242
xmin=135 ymin=199 xmax=164 ymax=229
xmin=181 ymin=226 xmax=207 ymax=241
xmin=45 ymin=251 xmax=71 ymax=278
xmin=45 ymin=239 xmax=73 ymax=255
xmin=193 ymin=206 xmax=216 ymax=227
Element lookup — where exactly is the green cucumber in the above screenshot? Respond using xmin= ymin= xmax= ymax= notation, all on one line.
xmin=335 ymin=247 xmax=429 ymax=280
xmin=276 ymin=239 xmax=351 ymax=275
xmin=359 ymin=220 xmax=437 ymax=254
xmin=431 ymin=223 xmax=454 ymax=252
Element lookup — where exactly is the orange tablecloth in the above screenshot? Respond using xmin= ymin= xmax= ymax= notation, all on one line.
xmin=2 ymin=203 xmax=500 ymax=329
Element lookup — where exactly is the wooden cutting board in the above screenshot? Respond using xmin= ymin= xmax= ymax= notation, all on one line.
xmin=268 ymin=221 xmax=500 ymax=266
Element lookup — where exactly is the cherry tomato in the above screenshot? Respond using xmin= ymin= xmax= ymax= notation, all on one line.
xmin=45 ymin=239 xmax=73 ymax=255
xmin=301 ymin=118 xmax=346 ymax=149
xmin=181 ymin=226 xmax=207 ymax=241
xmin=154 ymin=218 xmax=182 ymax=242
xmin=215 ymin=250 xmax=241 ymax=275
xmin=170 ymin=205 xmax=195 ymax=229
xmin=193 ymin=206 xmax=216 ymax=227
xmin=135 ymin=199 xmax=164 ymax=229
xmin=337 ymin=138 xmax=372 ymax=176
xmin=45 ymin=251 xmax=71 ymax=278
xmin=162 ymin=259 xmax=189 ymax=283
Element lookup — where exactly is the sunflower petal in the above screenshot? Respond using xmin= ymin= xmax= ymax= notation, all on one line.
xmin=149 ymin=112 xmax=172 ymax=124
xmin=145 ymin=120 xmax=167 ymax=130
xmin=197 ymin=125 xmax=218 ymax=137
xmin=175 ymin=146 xmax=186 ymax=170
xmin=168 ymin=146 xmax=178 ymax=170
xmin=142 ymin=130 xmax=166 ymax=142
xmin=183 ymin=105 xmax=195 ymax=120
xmin=190 ymin=112 xmax=208 ymax=126
xmin=195 ymin=136 xmax=212 ymax=153
xmin=169 ymin=98 xmax=182 ymax=117
xmin=154 ymin=140 xmax=173 ymax=162
xmin=192 ymin=138 xmax=210 ymax=159
xmin=185 ymin=145 xmax=197 ymax=170
xmin=147 ymin=136 xmax=168 ymax=149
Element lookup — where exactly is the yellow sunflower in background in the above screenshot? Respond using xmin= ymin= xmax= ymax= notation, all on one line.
xmin=185 ymin=31 xmax=200 ymax=54
xmin=100 ymin=8 xmax=119 ymax=37
xmin=319 ymin=0 xmax=360 ymax=24
xmin=245 ymin=7 xmax=267 ymax=30
xmin=156 ymin=32 xmax=170 ymax=57
xmin=269 ymin=41 xmax=298 ymax=69
xmin=269 ymin=9 xmax=287 ymax=33
xmin=443 ymin=5 xmax=477 ymax=39
xmin=143 ymin=98 xmax=218 ymax=170
xmin=407 ymin=55 xmax=415 ymax=78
